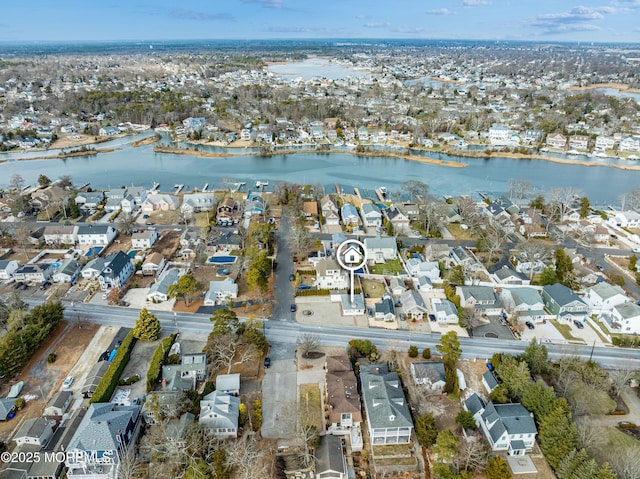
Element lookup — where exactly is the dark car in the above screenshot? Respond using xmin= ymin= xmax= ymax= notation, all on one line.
xmin=611 ymin=234 xmax=618 ymax=239
xmin=428 ymin=314 xmax=437 ymax=322
xmin=13 ymin=281 xmax=24 ymax=290
xmin=264 ymin=357 xmax=271 ymax=368
xmin=573 ymin=320 xmax=585 ymax=329
xmin=525 ymin=321 xmax=535 ymax=330
xmin=289 ymin=274 xmax=295 ymax=281
xmin=19 ymin=283 xmax=28 ymax=291
xmin=298 ymin=284 xmax=312 ymax=290
xmin=290 ymin=304 xmax=297 ymax=312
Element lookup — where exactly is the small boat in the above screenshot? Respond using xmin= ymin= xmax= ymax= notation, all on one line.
xmin=567 ymin=149 xmax=580 ymax=155
xmin=255 ymin=181 xmax=269 ymax=188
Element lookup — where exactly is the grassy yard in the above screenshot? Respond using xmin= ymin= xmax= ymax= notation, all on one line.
xmin=372 ymin=443 xmax=412 ymax=457
xmin=193 ymin=212 xmax=212 ymax=227
xmin=446 ymin=223 xmax=477 ymax=241
xmin=551 ymin=320 xmax=584 ymax=343
xmin=361 ymin=278 xmax=386 ymax=298
xmin=299 ymin=383 xmax=323 ymax=430
xmin=369 ymin=258 xmax=404 ymax=275
xmin=587 ymin=320 xmax=610 ymax=344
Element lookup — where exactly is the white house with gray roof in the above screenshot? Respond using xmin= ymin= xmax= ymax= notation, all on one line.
xmin=52 ymin=258 xmax=81 ymax=283
xmin=500 ymin=287 xmax=551 ymax=324
xmin=147 ymin=268 xmax=180 ymax=302
xmin=584 ymin=282 xmax=629 ymax=314
xmin=0 ymin=259 xmax=18 ymax=280
xmin=131 ymin=230 xmax=160 ymax=249
xmin=316 ymin=434 xmax=348 ymax=479
xmin=360 ymin=203 xmax=382 ymax=228
xmin=199 ymin=390 xmax=240 ymax=438
xmin=492 ymin=265 xmax=530 ymax=285
xmin=315 ymin=258 xmax=349 ymax=290
xmin=364 ymin=236 xmax=397 ymax=263
xmin=76 ymin=224 xmax=117 ymax=246
xmin=602 ymin=302 xmax=640 ymax=335
xmin=359 ymin=364 xmax=413 ymax=445
xmin=431 ymin=298 xmax=458 ymax=324
xmin=401 ymin=290 xmax=428 ymax=319
xmin=204 ymin=278 xmax=239 ymax=305
xmin=406 ymin=258 xmax=440 ymax=281
xmin=464 ymin=394 xmax=537 ymax=456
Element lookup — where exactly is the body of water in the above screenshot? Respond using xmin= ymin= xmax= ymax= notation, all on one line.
xmin=267 ymin=58 xmax=368 ymax=81
xmin=593 ymin=87 xmax=640 ymax=103
xmin=1 ymin=136 xmax=639 ymax=206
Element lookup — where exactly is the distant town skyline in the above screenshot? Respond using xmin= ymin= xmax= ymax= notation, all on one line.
xmin=2 ymin=0 xmax=640 ymax=43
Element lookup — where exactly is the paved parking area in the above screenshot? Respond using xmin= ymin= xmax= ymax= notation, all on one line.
xmin=123 ymin=288 xmax=176 ymax=311
xmin=261 ymin=342 xmax=297 ymax=439
xmin=294 ymin=300 xmax=369 ymax=328
xmin=519 ymin=321 xmax=565 ymax=344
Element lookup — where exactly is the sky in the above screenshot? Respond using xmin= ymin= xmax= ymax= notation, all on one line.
xmin=1 ymin=0 xmax=639 ymax=43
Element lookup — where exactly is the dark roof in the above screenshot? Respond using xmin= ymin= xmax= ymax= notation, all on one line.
xmin=316 ymin=434 xmax=346 ymax=476
xmin=360 ymin=364 xmax=413 ymax=430
xmin=375 ymin=297 xmax=395 ymax=316
xmin=47 ymin=390 xmax=73 ymax=411
xmin=483 ymin=371 xmax=500 ymax=390
xmin=543 ymin=283 xmax=585 ymax=307
xmin=82 ymin=361 xmax=111 ymax=396
xmin=464 ymin=393 xmax=486 ymax=416
xmin=102 ymin=251 xmax=130 ymax=278
xmin=77 ymin=224 xmax=112 ymax=235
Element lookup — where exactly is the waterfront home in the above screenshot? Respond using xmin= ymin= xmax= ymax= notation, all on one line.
xmin=359 ymin=364 xmax=413 ymax=445
xmin=613 ymin=210 xmax=640 ymax=228
xmin=31 ymin=185 xmax=69 ymax=211
xmin=500 ymin=287 xmax=550 ymax=324
xmin=315 ymin=258 xmax=349 ymax=290
xmin=141 ymin=193 xmax=179 ymax=213
xmin=546 ymin=132 xmax=567 ymax=149
xmin=66 ymin=403 xmax=141 ymax=479
xmin=523 ymin=129 xmax=543 ymax=144
xmin=199 ymin=391 xmax=239 ymax=438
xmin=488 ymin=123 xmax=510 ymax=146
xmin=147 ymin=268 xmax=180 ymax=302
xmin=0 ymin=259 xmax=19 ymax=280
xmin=595 ymin=136 xmax=616 ymax=151
xmin=340 ymin=204 xmax=360 ymax=227
xmin=397 ymin=202 xmax=420 ymax=222
xmin=43 ymin=225 xmax=77 ymax=246
xmin=541 ymin=283 xmax=589 ymax=322
xmin=244 ymin=193 xmax=265 ymax=218
xmin=431 ymin=298 xmax=459 ymax=324
xmin=183 ymin=117 xmax=206 ymax=130
xmin=75 ymin=191 xmax=104 ymax=210
xmin=583 ymin=282 xmax=629 ymax=314
xmin=357 ymin=126 xmax=369 ymax=142
xmin=383 ymin=207 xmax=411 ymax=234
xmin=132 ymin=229 xmax=160 ymax=249
xmin=569 ymin=135 xmax=590 ymax=150
xmin=52 ymin=258 xmax=80 ymax=283
xmin=76 ymin=224 xmax=117 ymax=246
xmin=13 ymin=263 xmax=52 ymax=283
xmin=410 ymin=362 xmax=446 ymax=390
xmin=204 ymin=278 xmax=239 ymax=305
xmin=98 ymin=125 xmax=120 ymax=136
xmin=364 ymin=236 xmax=398 ymax=263
xmin=321 ymin=195 xmax=340 ymax=225
xmin=601 ymin=302 xmax=640 ymax=335
xmin=98 ymin=251 xmax=134 ymax=291
xmin=303 ymin=201 xmax=319 ymax=219
xmin=360 ymin=203 xmax=382 ymax=228
xmin=464 ymin=394 xmax=537 ymax=455
xmin=324 ymin=355 xmax=363 ymax=448
xmin=619 ymin=136 xmax=640 ymax=152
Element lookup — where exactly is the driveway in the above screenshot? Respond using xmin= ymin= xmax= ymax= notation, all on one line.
xmin=272 ymin=211 xmax=295 ymax=321
xmin=261 ymin=341 xmax=297 ymax=439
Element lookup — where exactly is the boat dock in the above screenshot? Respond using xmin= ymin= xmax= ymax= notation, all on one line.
xmin=202 ymin=183 xmax=209 ymax=192
xmin=174 ymin=184 xmax=184 ymax=194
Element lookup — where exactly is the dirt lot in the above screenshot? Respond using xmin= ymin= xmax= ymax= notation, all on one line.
xmin=0 ymin=321 xmax=99 ymax=441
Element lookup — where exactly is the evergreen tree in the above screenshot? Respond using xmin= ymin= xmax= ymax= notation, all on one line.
xmin=521 ymin=338 xmax=549 ymax=375
xmin=484 ymin=456 xmax=512 ymax=479
xmin=437 ymin=331 xmax=462 ymax=369
xmin=132 ymin=308 xmax=161 ymax=341
xmin=539 ymin=403 xmax=578 ymax=469
xmin=210 ymin=309 xmax=239 ymax=335
xmin=415 ymin=413 xmax=439 ymax=447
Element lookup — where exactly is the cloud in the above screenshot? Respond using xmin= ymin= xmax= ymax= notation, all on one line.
xmin=363 ymin=22 xmax=392 ymax=29
xmin=241 ymin=0 xmax=284 ymax=7
xmin=266 ymin=25 xmax=332 ymax=33
xmin=137 ymin=5 xmax=235 ymax=22
xmin=529 ymin=5 xmax=616 ymax=34
xmin=392 ymin=27 xmax=426 ymax=34
xmin=462 ymin=0 xmax=491 ymax=5
xmin=427 ymin=8 xmax=456 ymax=15
xmin=355 ymin=14 xmax=370 ymax=20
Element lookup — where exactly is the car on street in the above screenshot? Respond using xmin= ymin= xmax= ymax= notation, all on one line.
xmin=611 ymin=234 xmax=618 ymax=239
xmin=19 ymin=283 xmax=28 ymax=291
xmin=525 ymin=321 xmax=535 ymax=330
xmin=289 ymin=274 xmax=295 ymax=281
xmin=290 ymin=304 xmax=297 ymax=312
xmin=264 ymin=357 xmax=271 ymax=368
xmin=573 ymin=320 xmax=585 ymax=329
xmin=13 ymin=282 xmax=24 ymax=290
xmin=428 ymin=314 xmax=436 ymax=322
xmin=62 ymin=376 xmax=74 ymax=388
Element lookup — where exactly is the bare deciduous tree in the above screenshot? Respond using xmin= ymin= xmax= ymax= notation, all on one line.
xmin=610 ymin=368 xmax=637 ymax=398
xmin=297 ymin=333 xmax=320 ymax=358
xmin=206 ymin=333 xmax=259 ymax=374
xmin=227 ymin=437 xmax=268 ymax=479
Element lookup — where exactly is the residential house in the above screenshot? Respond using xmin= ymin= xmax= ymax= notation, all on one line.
xmin=397 ymin=202 xmax=420 ymax=222
xmin=383 ymin=206 xmax=411 ymax=234
xmin=602 ymin=302 xmax=640 ymax=335
xmin=593 ymin=226 xmax=610 ymax=243
xmin=619 ymin=136 xmax=640 ymax=152
xmin=162 ymin=353 xmax=208 ymax=391
xmin=457 ymin=286 xmax=503 ymax=317
xmin=546 ymin=132 xmax=567 ymax=149
xmin=98 ymin=251 xmax=134 ymax=291
xmin=464 ymin=395 xmax=537 ymax=455
xmin=204 ymin=278 xmax=239 ymax=305
xmin=520 ymin=224 xmax=548 ymax=238
xmin=431 ymin=298 xmax=459 ymax=324
xmin=492 ymin=265 xmax=530 ymax=285
xmin=340 ymin=294 xmax=366 ymax=316
xmin=81 ymin=257 xmax=107 ymax=279
xmin=410 ymin=362 xmax=446 ymax=390
xmin=52 ymin=258 xmax=80 ymax=283
xmin=523 ymin=129 xmax=543 ymax=144
xmin=374 ymin=294 xmax=396 ymax=322
xmin=13 ymin=417 xmax=54 ymax=446
xmin=569 ymin=135 xmax=590 ymax=150
xmin=99 ymin=125 xmax=120 ymax=136
xmin=216 ymin=196 xmax=237 ymax=225
xmin=31 ymin=185 xmax=69 ymax=211
xmin=142 ymin=252 xmax=165 ymax=277
xmin=315 ymin=258 xmax=349 ymax=290
xmin=501 ymin=287 xmax=549 ymax=324
xmin=613 ymin=210 xmax=640 ymax=228
xmin=65 ymin=403 xmax=141 ymax=478
xmin=120 ymin=194 xmax=137 ymax=213
xmin=142 ymin=391 xmax=182 ymax=425
xmin=406 ymin=259 xmax=440 ymax=281
xmin=325 ymin=355 xmax=363 ymax=445
xmin=141 ymin=193 xmax=180 ymax=213
xmin=482 ymin=371 xmax=500 ymax=393
xmin=584 ymin=282 xmax=629 ymax=313
xmin=340 ymin=204 xmax=360 ymax=227
xmin=244 ymin=193 xmax=265 ymax=218
xmin=199 ymin=391 xmax=240 ymax=438
xmin=43 ymin=225 xmax=77 ymax=246
xmin=450 ymin=246 xmax=482 ymax=272
xmin=357 ymin=126 xmax=369 ymax=142
xmin=315 ymin=435 xmax=348 ymax=479
xmin=44 ymin=390 xmax=73 ymax=417
xmin=131 ymin=230 xmax=160 ymax=249
xmin=147 ymin=268 xmax=180 ymax=302
xmin=359 ymin=364 xmax=413 ymax=445
xmin=303 ymin=201 xmax=319 ymax=219
xmin=0 ymin=259 xmax=18 ymax=280
xmin=595 ymin=136 xmax=616 ymax=151
xmin=13 ymin=263 xmax=53 ymax=283
xmin=76 ymin=224 xmax=117 ymax=246
xmin=81 ymin=361 xmax=111 ymax=398
xmin=494 ymin=195 xmax=520 ymax=215
xmin=364 ymin=236 xmax=398 ymax=263
xmin=488 ymin=123 xmax=510 ymax=146
xmin=541 ymin=283 xmax=589 ymax=322
xmin=0 ymin=398 xmax=16 ymax=421
xmin=216 ymin=374 xmax=240 ymax=396
xmin=401 ymin=290 xmax=428 ymax=319
xmin=75 ymin=191 xmax=104 ymax=210
xmin=360 ymin=203 xmax=382 ymax=229
xmin=321 ymin=195 xmax=340 ymax=226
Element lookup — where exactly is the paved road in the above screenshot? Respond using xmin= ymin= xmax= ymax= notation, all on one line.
xmin=261 ymin=341 xmax=297 ymax=439
xmin=272 ymin=211 xmax=295 ymax=322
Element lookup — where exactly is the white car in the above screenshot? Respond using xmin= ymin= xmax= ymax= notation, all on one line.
xmin=62 ymin=376 xmax=74 ymax=388
xmin=633 ymin=248 xmax=640 ymax=253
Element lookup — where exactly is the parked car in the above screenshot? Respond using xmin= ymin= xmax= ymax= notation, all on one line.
xmin=13 ymin=281 xmax=24 ymax=290
xmin=264 ymin=357 xmax=271 ymax=368
xmin=618 ymin=421 xmax=637 ymax=429
xmin=428 ymin=314 xmax=437 ymax=322
xmin=290 ymin=304 xmax=297 ymax=312
xmin=298 ymin=284 xmax=312 ymax=290
xmin=289 ymin=274 xmax=295 ymax=281
xmin=19 ymin=283 xmax=28 ymax=291
xmin=525 ymin=321 xmax=535 ymax=330
xmin=62 ymin=376 xmax=74 ymax=388
xmin=573 ymin=320 xmax=585 ymax=329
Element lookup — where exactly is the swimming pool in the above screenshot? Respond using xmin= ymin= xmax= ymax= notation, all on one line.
xmin=208 ymin=256 xmax=237 ymax=264
xmin=85 ymin=246 xmax=104 ymax=257
xmin=51 ymin=262 xmax=61 ymax=268
xmin=128 ymin=250 xmax=141 ymax=258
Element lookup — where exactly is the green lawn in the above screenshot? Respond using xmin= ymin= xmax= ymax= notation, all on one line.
xmin=446 ymin=223 xmax=477 ymax=241
xmin=369 ymin=258 xmax=404 ymax=275
xmin=299 ymin=383 xmax=323 ymax=430
xmin=551 ymin=320 xmax=584 ymax=343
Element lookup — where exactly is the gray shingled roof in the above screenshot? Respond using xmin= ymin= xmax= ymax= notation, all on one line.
xmin=543 ymin=283 xmax=585 ymax=307
xmin=316 ymin=434 xmax=346 ymax=475
xmin=68 ymin=404 xmax=140 ymax=452
xmin=464 ymin=393 xmax=486 ymax=416
xmin=360 ymin=364 xmax=413 ymax=430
